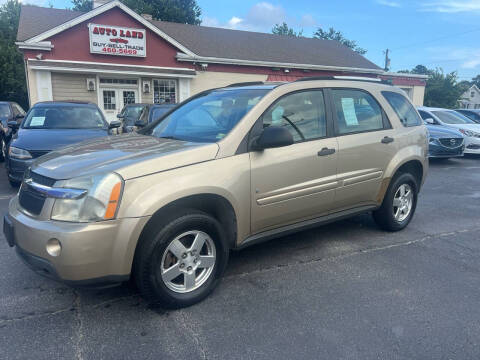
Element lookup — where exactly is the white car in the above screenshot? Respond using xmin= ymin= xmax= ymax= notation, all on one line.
xmin=417 ymin=106 xmax=480 ymax=154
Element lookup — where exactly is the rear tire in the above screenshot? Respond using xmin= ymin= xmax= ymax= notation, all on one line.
xmin=373 ymin=172 xmax=418 ymax=231
xmin=134 ymin=209 xmax=229 ymax=309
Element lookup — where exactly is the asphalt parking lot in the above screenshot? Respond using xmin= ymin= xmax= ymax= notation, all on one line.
xmin=1 ymin=157 xmax=480 ymax=360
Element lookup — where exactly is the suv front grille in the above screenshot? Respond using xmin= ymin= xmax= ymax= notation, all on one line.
xmin=18 ymin=171 xmax=56 ymax=215
xmin=439 ymin=138 xmax=463 ymax=148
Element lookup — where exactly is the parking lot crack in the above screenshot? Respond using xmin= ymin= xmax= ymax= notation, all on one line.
xmin=228 ymin=227 xmax=480 ymax=279
xmin=172 ymin=310 xmax=208 ymax=360
xmin=72 ymin=291 xmax=85 ymax=360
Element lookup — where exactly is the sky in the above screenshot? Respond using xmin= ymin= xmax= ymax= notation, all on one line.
xmin=10 ymin=0 xmax=480 ymax=81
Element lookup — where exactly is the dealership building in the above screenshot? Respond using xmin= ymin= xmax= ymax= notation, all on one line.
xmin=16 ymin=0 xmax=427 ymax=122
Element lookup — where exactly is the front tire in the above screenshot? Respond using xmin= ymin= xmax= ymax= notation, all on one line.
xmin=373 ymin=173 xmax=418 ymax=231
xmin=134 ymin=209 xmax=229 ymax=308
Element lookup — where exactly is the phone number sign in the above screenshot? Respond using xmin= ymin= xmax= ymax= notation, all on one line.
xmin=89 ymin=23 xmax=146 ymax=57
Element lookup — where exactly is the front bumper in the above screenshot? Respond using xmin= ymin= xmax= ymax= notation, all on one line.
xmin=6 ymin=157 xmax=33 ymax=183
xmin=4 ymin=196 xmax=149 ymax=286
xmin=464 ymin=136 xmax=480 ymax=154
xmin=428 ymin=143 xmax=464 ymax=158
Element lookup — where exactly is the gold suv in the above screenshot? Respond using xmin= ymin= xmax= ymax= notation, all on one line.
xmin=4 ymin=78 xmax=428 ymax=308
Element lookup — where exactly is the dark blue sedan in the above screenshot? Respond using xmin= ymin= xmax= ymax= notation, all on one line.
xmin=426 ymin=124 xmax=465 ymax=159
xmin=6 ymin=101 xmax=120 ymax=186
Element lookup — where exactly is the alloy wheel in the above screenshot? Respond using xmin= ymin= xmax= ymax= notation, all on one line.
xmin=160 ymin=230 xmax=216 ymax=293
xmin=393 ymin=183 xmax=413 ymax=222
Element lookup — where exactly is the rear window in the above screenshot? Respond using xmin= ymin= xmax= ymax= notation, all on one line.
xmin=432 ymin=111 xmax=475 ymax=125
xmin=382 ymin=91 xmax=422 ymax=127
xmin=23 ymin=106 xmax=106 ymax=129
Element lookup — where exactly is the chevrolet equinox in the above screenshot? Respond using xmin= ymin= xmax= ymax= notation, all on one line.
xmin=4 ymin=78 xmax=428 ymax=308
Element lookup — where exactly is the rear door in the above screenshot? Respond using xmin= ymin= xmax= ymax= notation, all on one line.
xmin=330 ymin=88 xmax=397 ymax=212
xmin=250 ymin=89 xmax=339 ymax=233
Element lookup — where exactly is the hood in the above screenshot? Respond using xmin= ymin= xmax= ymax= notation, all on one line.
xmin=12 ymin=128 xmax=109 ymax=151
xmin=426 ymin=125 xmax=463 ymax=138
xmin=443 ymin=123 xmax=480 ymax=133
xmin=31 ymin=133 xmax=219 ymax=180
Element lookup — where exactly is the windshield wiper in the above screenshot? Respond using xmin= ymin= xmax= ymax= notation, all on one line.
xmin=158 ymin=135 xmax=183 ymax=141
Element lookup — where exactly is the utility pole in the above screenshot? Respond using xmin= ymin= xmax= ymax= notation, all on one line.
xmin=384 ymin=49 xmax=391 ymax=72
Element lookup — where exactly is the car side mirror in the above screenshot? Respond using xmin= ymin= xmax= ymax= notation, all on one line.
xmin=7 ymin=120 xmax=19 ymax=130
xmin=116 ymin=114 xmax=124 ymax=119
xmin=253 ymin=126 xmax=293 ymax=150
xmin=134 ymin=119 xmax=147 ymax=128
xmin=425 ymin=118 xmax=435 ymax=125
xmin=108 ymin=120 xmax=121 ymax=129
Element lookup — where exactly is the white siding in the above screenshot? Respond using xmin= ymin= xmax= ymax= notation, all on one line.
xmin=51 ymin=72 xmax=97 ymax=103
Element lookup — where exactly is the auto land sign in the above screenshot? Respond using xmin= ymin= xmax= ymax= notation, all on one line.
xmin=89 ymin=23 xmax=146 ymax=57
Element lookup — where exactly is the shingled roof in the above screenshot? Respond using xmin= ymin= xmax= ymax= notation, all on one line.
xmin=17 ymin=4 xmax=381 ymax=71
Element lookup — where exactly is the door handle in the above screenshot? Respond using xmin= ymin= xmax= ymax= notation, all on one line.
xmin=381 ymin=136 xmax=394 ymax=144
xmin=318 ymin=147 xmax=336 ymax=156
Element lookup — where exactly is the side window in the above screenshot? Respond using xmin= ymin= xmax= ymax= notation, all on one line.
xmin=382 ymin=91 xmax=422 ymax=127
xmin=11 ymin=104 xmax=19 ymax=117
xmin=418 ymin=110 xmax=435 ymax=123
xmin=331 ymin=89 xmax=384 ymax=135
xmin=14 ymin=104 xmax=25 ymax=115
xmin=262 ymin=90 xmax=326 ymax=142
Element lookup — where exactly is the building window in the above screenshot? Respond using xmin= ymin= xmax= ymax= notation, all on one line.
xmin=123 ymin=91 xmax=136 ymax=105
xmin=153 ymin=79 xmax=177 ymax=104
xmin=100 ymin=78 xmax=138 ymax=85
xmin=103 ymin=90 xmax=116 ymax=110
xmin=471 ymin=92 xmax=475 ymax=98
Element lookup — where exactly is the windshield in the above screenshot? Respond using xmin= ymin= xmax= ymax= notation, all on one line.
xmin=23 ymin=106 xmax=106 ymax=129
xmin=432 ymin=110 xmax=475 ymax=125
xmin=146 ymin=88 xmax=269 ymax=142
xmin=122 ymin=105 xmax=145 ymax=125
xmin=150 ymin=107 xmax=173 ymax=123
xmin=0 ymin=104 xmax=11 ymax=118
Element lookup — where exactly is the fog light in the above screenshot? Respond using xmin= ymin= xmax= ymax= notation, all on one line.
xmin=46 ymin=238 xmax=62 ymax=257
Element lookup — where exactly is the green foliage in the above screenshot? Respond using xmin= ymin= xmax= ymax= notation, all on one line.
xmin=120 ymin=0 xmax=201 ymax=24
xmin=72 ymin=0 xmax=202 ymax=24
xmin=71 ymin=0 xmax=92 ymax=12
xmin=0 ymin=0 xmax=27 ymax=109
xmin=271 ymin=22 xmax=303 ymax=37
xmin=313 ymin=27 xmax=367 ymax=55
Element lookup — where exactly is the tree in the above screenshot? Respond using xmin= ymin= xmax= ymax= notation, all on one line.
xmin=471 ymin=75 xmax=480 ymax=89
xmin=72 ymin=0 xmax=201 ymax=24
xmin=271 ymin=22 xmax=303 ymax=37
xmin=71 ymin=0 xmax=92 ymax=12
xmin=0 ymin=0 xmax=27 ymax=109
xmin=313 ymin=27 xmax=366 ymax=54
xmin=121 ymin=0 xmax=201 ymax=24
xmin=424 ymin=69 xmax=463 ymax=109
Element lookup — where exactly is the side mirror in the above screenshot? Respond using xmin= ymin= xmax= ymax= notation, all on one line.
xmin=134 ymin=119 xmax=147 ymax=128
xmin=253 ymin=126 xmax=293 ymax=150
xmin=7 ymin=121 xmax=19 ymax=130
xmin=108 ymin=120 xmax=121 ymax=129
xmin=425 ymin=118 xmax=435 ymax=125
xmin=15 ymin=114 xmax=24 ymax=120
xmin=116 ymin=114 xmax=124 ymax=119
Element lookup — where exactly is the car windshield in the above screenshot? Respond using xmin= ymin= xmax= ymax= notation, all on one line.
xmin=150 ymin=107 xmax=173 ymax=123
xmin=23 ymin=106 xmax=106 ymax=129
xmin=145 ymin=88 xmax=270 ymax=142
xmin=0 ymin=104 xmax=10 ymax=117
xmin=432 ymin=110 xmax=475 ymax=125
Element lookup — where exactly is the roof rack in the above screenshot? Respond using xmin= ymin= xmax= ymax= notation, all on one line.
xmin=295 ymin=76 xmax=392 ymax=85
xmin=225 ymin=81 xmax=265 ymax=87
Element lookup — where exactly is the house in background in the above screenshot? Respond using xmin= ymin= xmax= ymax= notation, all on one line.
xmin=16 ymin=0 xmax=427 ymax=121
xmin=458 ymin=85 xmax=480 ymax=109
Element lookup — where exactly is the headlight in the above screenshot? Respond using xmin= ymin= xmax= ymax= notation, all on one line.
xmin=459 ymin=129 xmax=479 ymax=137
xmin=51 ymin=172 xmax=123 ymax=222
xmin=9 ymin=146 xmax=32 ymax=159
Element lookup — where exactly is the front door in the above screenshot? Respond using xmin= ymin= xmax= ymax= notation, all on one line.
xmin=101 ymin=89 xmax=138 ymax=122
xmin=250 ymin=89 xmax=339 ymax=234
